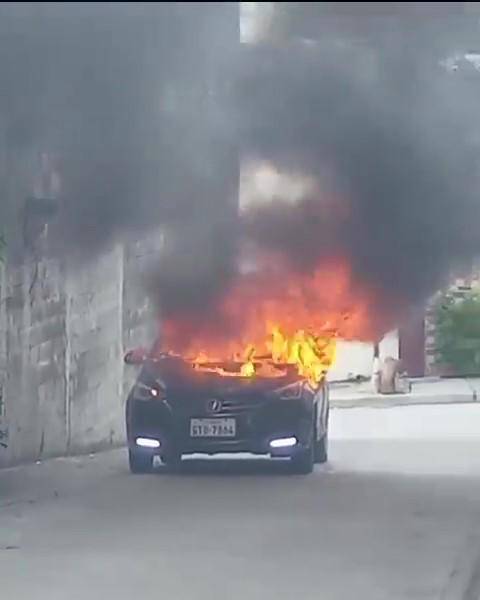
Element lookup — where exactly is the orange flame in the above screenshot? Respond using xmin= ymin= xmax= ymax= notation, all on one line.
xmin=161 ymin=259 xmax=375 ymax=384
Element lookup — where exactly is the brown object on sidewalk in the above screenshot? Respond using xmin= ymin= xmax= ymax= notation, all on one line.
xmin=379 ymin=357 xmax=410 ymax=394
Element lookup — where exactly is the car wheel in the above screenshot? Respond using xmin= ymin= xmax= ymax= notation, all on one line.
xmin=291 ymin=417 xmax=315 ymax=474
xmin=315 ymin=405 xmax=329 ymax=464
xmin=290 ymin=441 xmax=314 ymax=474
xmin=128 ymin=448 xmax=154 ymax=474
xmin=314 ymin=433 xmax=328 ymax=464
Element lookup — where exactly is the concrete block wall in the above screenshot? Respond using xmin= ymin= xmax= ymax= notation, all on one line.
xmin=2 ymin=259 xmax=68 ymax=465
xmin=425 ymin=301 xmax=438 ymax=376
xmin=0 ymin=237 xmax=160 ymax=467
xmin=66 ymin=244 xmax=125 ymax=454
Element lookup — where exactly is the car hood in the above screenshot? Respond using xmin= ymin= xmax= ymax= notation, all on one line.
xmin=139 ymin=356 xmax=306 ymax=397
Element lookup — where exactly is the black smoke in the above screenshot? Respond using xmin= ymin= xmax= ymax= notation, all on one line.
xmin=227 ymin=20 xmax=480 ymax=333
xmin=1 ymin=3 xmax=480 ymax=339
xmin=0 ymin=2 xmax=238 ymax=255
xmin=157 ymin=7 xmax=480 ymax=337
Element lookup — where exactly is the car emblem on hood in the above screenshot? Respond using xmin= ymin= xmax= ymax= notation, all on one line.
xmin=207 ymin=398 xmax=222 ymax=414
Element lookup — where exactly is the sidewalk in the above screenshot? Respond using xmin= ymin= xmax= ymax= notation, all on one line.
xmin=330 ymin=377 xmax=480 ymax=409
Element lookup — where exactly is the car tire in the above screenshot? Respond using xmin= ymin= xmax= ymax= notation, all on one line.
xmin=290 ymin=441 xmax=314 ymax=474
xmin=291 ymin=409 xmax=320 ymax=474
xmin=314 ymin=433 xmax=328 ymax=464
xmin=291 ymin=416 xmax=315 ymax=475
xmin=128 ymin=448 xmax=154 ymax=474
xmin=315 ymin=405 xmax=329 ymax=464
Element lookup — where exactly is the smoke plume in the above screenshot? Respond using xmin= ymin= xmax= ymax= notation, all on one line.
xmin=231 ymin=38 xmax=480 ymax=332
xmin=158 ymin=8 xmax=480 ymax=348
xmin=0 ymin=3 xmax=238 ymax=254
xmin=1 ymin=3 xmax=480 ymax=344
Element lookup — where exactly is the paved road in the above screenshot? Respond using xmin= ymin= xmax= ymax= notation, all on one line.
xmin=1 ymin=404 xmax=480 ymax=600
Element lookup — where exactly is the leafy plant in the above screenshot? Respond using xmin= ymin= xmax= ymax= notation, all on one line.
xmin=435 ymin=288 xmax=480 ymax=375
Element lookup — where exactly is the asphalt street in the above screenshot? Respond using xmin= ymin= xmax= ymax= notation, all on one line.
xmin=1 ymin=403 xmax=480 ymax=600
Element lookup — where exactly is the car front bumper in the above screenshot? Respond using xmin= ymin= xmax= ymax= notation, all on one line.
xmin=127 ymin=396 xmax=314 ymax=457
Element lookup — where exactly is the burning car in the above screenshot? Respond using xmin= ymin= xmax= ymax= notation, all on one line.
xmin=124 ymin=332 xmax=332 ymax=475
xmin=123 ymin=259 xmax=370 ymax=474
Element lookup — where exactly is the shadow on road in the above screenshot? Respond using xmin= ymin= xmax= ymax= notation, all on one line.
xmin=151 ymin=456 xmax=324 ymax=477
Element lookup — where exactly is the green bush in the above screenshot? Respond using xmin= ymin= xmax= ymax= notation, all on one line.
xmin=435 ymin=288 xmax=480 ymax=375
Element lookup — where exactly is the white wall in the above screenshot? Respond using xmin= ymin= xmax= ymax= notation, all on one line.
xmin=327 ymin=340 xmax=374 ymax=382
xmin=379 ymin=330 xmax=399 ymax=361
xmin=327 ymin=330 xmax=399 ymax=382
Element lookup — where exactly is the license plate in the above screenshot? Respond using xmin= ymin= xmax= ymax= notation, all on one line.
xmin=190 ymin=418 xmax=236 ymax=438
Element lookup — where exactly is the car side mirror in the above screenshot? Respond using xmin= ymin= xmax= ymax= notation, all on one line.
xmin=124 ymin=348 xmax=148 ymax=365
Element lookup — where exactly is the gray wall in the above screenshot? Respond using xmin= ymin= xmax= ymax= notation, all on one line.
xmin=0 ymin=3 xmax=239 ymax=467
xmin=0 ymin=235 xmax=161 ymax=467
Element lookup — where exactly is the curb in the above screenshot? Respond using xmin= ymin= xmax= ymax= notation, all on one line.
xmin=330 ymin=393 xmax=477 ymax=409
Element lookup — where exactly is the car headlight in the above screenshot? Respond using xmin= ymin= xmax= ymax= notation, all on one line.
xmin=133 ymin=380 xmax=167 ymax=401
xmin=271 ymin=381 xmax=304 ymax=400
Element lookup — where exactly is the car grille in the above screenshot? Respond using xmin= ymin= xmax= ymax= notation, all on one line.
xmin=169 ymin=392 xmax=270 ymax=418
xmin=213 ymin=395 xmax=261 ymax=416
